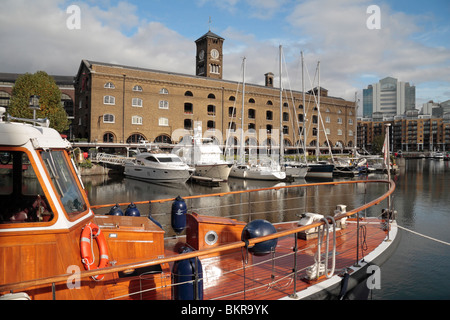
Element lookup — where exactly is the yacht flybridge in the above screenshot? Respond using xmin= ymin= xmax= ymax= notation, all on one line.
xmin=0 ymin=107 xmax=399 ymax=300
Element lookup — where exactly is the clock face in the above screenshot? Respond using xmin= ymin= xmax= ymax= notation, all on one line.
xmin=211 ymin=49 xmax=219 ymax=59
xmin=199 ymin=50 xmax=204 ymax=60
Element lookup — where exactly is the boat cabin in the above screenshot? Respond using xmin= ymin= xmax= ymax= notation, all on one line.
xmin=0 ymin=109 xmax=166 ymax=299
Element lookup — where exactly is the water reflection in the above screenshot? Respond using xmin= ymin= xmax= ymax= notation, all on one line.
xmin=83 ymin=160 xmax=450 ymax=299
xmin=84 ymin=173 xmax=392 ymax=237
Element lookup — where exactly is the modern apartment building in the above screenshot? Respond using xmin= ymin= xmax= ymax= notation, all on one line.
xmin=363 ymin=77 xmax=416 ymax=119
xmin=358 ymin=117 xmax=450 ymax=152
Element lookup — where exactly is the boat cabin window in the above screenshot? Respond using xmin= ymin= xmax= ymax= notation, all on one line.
xmin=40 ymin=150 xmax=87 ymax=218
xmin=157 ymin=157 xmax=181 ymax=163
xmin=145 ymin=156 xmax=159 ymax=162
xmin=0 ymin=150 xmax=53 ymax=223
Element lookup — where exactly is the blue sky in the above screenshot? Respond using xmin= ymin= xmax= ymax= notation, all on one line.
xmin=1 ymin=0 xmax=449 ymax=110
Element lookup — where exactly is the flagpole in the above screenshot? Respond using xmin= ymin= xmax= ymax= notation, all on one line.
xmin=385 ymin=123 xmax=392 ymax=239
xmin=386 ymin=123 xmax=391 ymax=183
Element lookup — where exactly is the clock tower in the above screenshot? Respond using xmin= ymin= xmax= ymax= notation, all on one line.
xmin=195 ymin=31 xmax=224 ymax=79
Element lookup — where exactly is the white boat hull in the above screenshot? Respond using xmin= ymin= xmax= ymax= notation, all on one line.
xmin=229 ymin=165 xmax=286 ymax=181
xmin=124 ymin=164 xmax=193 ymax=183
xmin=284 ymin=165 xmax=308 ymax=178
xmin=193 ymin=163 xmax=232 ymax=181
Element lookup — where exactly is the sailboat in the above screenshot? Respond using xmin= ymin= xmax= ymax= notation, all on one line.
xmin=278 ymin=45 xmax=309 ymax=179
xmin=229 ymin=57 xmax=286 ymax=181
xmin=303 ymin=58 xmax=334 ymax=179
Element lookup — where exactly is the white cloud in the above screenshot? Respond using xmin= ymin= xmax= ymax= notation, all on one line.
xmin=284 ymin=0 xmax=450 ymax=103
xmin=0 ymin=0 xmax=194 ymax=75
xmin=0 ymin=0 xmax=448 ymax=107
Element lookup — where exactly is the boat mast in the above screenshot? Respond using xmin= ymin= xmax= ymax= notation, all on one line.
xmin=316 ymin=61 xmax=320 ymax=162
xmin=302 ymin=51 xmax=308 ymax=164
xmin=240 ymin=57 xmax=246 ymax=165
xmin=279 ymin=45 xmax=284 ymax=165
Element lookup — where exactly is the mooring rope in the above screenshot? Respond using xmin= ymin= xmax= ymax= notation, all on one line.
xmin=397 ymin=225 xmax=450 ymax=246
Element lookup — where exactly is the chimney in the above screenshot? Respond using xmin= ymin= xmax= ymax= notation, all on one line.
xmin=265 ymin=72 xmax=274 ymax=88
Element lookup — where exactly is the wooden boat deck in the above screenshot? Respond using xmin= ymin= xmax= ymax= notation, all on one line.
xmin=164 ymin=219 xmax=389 ymax=300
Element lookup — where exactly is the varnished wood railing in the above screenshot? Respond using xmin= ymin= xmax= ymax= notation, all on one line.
xmin=0 ymin=179 xmax=395 ymax=294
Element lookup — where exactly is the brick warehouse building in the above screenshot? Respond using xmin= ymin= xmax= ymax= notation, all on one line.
xmin=74 ymin=31 xmax=357 ymax=154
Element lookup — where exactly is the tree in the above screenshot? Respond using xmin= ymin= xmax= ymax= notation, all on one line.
xmin=8 ymin=71 xmax=69 ymax=132
xmin=372 ymin=134 xmax=385 ymax=154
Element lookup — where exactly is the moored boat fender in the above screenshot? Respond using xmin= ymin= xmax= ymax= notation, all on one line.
xmin=108 ymin=203 xmax=123 ymax=216
xmin=80 ymin=222 xmax=109 ymax=281
xmin=241 ymin=219 xmax=278 ymax=256
xmin=125 ymin=202 xmax=140 ymax=216
xmin=171 ymin=196 xmax=187 ymax=234
xmin=172 ymin=246 xmax=203 ymax=300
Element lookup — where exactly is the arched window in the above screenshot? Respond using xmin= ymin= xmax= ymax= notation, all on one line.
xmin=103 ymin=114 xmax=115 ymax=123
xmin=229 ymin=96 xmax=235 ymax=101
xmin=160 ymin=88 xmax=169 ymax=94
xmin=207 ymin=105 xmax=216 ymax=115
xmin=158 ymin=117 xmax=169 ymax=126
xmin=208 ymin=93 xmax=216 ymax=99
xmin=159 ymin=100 xmax=169 ymax=109
xmin=267 ymin=100 xmax=273 ymax=105
xmin=185 ymin=91 xmax=193 ymax=96
xmin=104 ymin=82 xmax=115 ymax=89
xmin=154 ymin=135 xmax=172 ymax=144
xmin=132 ymin=98 xmax=143 ymax=107
xmin=132 ymin=116 xmax=143 ymax=125
xmin=207 ymin=120 xmax=215 ymax=130
xmin=103 ymin=95 xmax=115 ymax=105
xmin=103 ymin=132 xmax=115 ymax=143
xmin=284 ymin=138 xmax=292 ymax=147
xmin=184 ymin=103 xmax=193 ymax=114
xmin=127 ymin=134 xmax=146 ymax=143
xmin=132 ymin=85 xmax=143 ymax=92
xmin=248 ymin=98 xmax=255 ymax=103
xmin=184 ymin=119 xmax=193 ymax=130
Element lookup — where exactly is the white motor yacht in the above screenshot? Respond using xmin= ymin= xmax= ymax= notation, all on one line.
xmin=124 ymin=152 xmax=194 ymax=183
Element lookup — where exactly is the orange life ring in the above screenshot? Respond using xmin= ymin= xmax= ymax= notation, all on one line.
xmin=80 ymin=222 xmax=109 ymax=281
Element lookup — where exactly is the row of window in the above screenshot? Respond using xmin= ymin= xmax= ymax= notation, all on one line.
xmin=102 ymin=98 xmax=353 ymax=126
xmin=102 ymin=82 xmax=353 ymax=115
xmin=102 ymin=113 xmax=355 ymax=137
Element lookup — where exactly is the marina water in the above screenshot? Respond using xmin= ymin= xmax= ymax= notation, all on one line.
xmin=84 ymin=158 xmax=450 ymax=300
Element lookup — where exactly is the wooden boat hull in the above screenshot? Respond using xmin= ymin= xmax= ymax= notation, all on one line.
xmin=1 ymin=180 xmax=397 ymax=301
